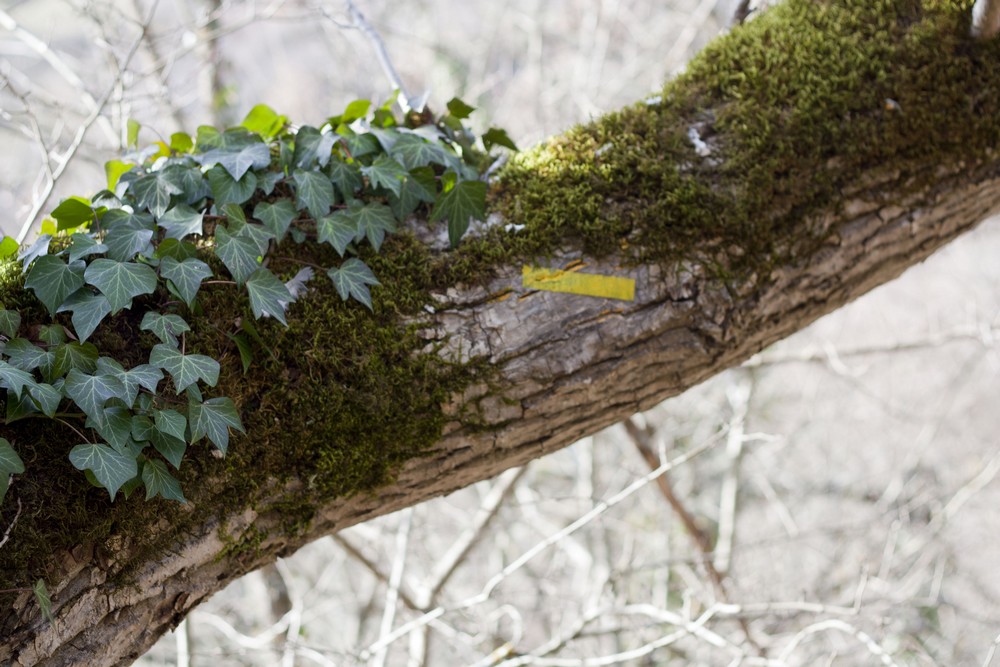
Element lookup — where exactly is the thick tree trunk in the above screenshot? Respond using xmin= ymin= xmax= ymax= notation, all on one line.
xmin=3 ymin=1 xmax=1000 ymax=664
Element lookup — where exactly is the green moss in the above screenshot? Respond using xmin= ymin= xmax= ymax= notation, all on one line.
xmin=492 ymin=0 xmax=1000 ymax=283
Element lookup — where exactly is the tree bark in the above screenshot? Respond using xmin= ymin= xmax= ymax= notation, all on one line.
xmin=3 ymin=1 xmax=1000 ymax=664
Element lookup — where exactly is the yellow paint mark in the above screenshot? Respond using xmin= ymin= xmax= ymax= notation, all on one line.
xmin=522 ymin=265 xmax=635 ymax=301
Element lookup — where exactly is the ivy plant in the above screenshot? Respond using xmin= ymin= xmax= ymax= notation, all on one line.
xmin=0 ymin=95 xmax=515 ymax=505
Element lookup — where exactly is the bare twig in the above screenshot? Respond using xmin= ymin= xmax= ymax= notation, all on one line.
xmin=372 ymin=507 xmax=413 ymax=667
xmin=0 ymin=497 xmax=23 ymax=550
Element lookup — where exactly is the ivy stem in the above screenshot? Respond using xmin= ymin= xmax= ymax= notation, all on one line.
xmin=54 ymin=417 xmax=89 ymax=443
xmin=271 ymin=256 xmax=325 ymax=270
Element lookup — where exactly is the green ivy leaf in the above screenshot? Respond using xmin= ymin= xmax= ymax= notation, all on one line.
xmin=25 ymin=256 xmax=86 ymax=316
xmin=238 ymin=222 xmax=275 ymax=255
xmin=293 ymin=126 xmax=336 ymax=168
xmin=390 ymin=134 xmax=449 ymax=170
xmin=241 ymin=103 xmax=287 ymax=139
xmin=253 ymin=199 xmax=297 ymax=241
xmin=327 ymin=258 xmax=380 ymax=310
xmin=227 ymin=333 xmax=253 ymax=373
xmin=0 ymin=309 xmax=21 ymax=338
xmin=28 ymin=382 xmax=61 ymax=418
xmin=258 ymin=170 xmax=283 ymax=196
xmin=64 ymin=368 xmax=126 ymax=421
xmin=105 ymin=159 xmax=134 ymax=190
xmin=245 ymin=269 xmax=293 ymax=325
xmin=189 ymin=397 xmax=244 ymax=455
xmin=159 ymin=257 xmax=213 ymax=307
xmin=361 ymin=154 xmax=408 ymax=196
xmin=93 ymin=359 xmax=162 ymax=406
xmin=161 ymin=164 xmax=211 ymax=206
xmin=151 ymin=430 xmax=186 ymax=469
xmin=52 ymin=196 xmax=96 ymax=231
xmin=84 ymin=259 xmax=157 ymax=314
xmin=131 ymin=415 xmax=155 ymax=442
xmin=199 ymin=142 xmax=270 ymax=181
xmin=342 ymin=132 xmax=380 ymax=159
xmin=57 ymin=289 xmax=111 ymax=343
xmin=17 ymin=234 xmax=52 ymax=271
xmin=67 ymin=234 xmax=108 ymax=262
xmin=142 ymin=459 xmax=187 ymax=503
xmin=328 ymin=99 xmax=371 ymax=126
xmin=430 ymin=179 xmax=487 ymax=248
xmin=3 ymin=338 xmax=53 ymax=373
xmin=103 ymin=224 xmax=154 ymax=263
xmin=389 ymin=167 xmax=437 ymax=221
xmin=89 ymin=406 xmax=134 ymax=455
xmin=52 ymin=342 xmax=99 ymax=378
xmin=0 ymin=361 xmax=34 ymax=397
xmin=140 ymin=312 xmax=191 ymax=346
xmin=155 ymin=238 xmax=199 ymax=261
xmin=483 ymin=127 xmax=519 ymax=151
xmin=129 ymin=172 xmax=181 ymax=218
xmin=33 ymin=579 xmax=53 ymax=624
xmin=0 ymin=437 xmax=25 ymax=504
xmin=154 ymin=409 xmax=187 ymax=443
xmin=207 ymin=165 xmax=257 ymax=208
xmin=317 ymin=211 xmax=358 ymax=256
xmin=292 ymin=169 xmax=335 ymax=219
xmin=38 ymin=325 xmax=67 ymax=346
xmin=170 ymin=132 xmax=193 ymax=153
xmin=326 ymin=158 xmax=364 ymax=200
xmin=215 ymin=225 xmax=261 ymax=285
xmin=69 ymin=442 xmax=137 ymax=499
xmin=149 ymin=344 xmax=220 ymax=394
xmin=446 ymin=97 xmax=476 ymax=119
xmin=158 ymin=204 xmax=204 ymax=240
xmin=348 ymin=202 xmax=397 ymax=251
xmin=0 ymin=236 xmax=17 ymax=259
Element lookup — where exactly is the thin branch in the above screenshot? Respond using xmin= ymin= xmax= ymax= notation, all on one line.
xmin=0 ymin=497 xmax=23 ymax=551
xmin=331 ymin=534 xmax=421 ymax=611
xmin=372 ymin=507 xmax=413 ymax=667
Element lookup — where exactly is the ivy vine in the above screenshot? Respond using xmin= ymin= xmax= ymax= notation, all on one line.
xmin=0 ymin=95 xmax=516 ymax=506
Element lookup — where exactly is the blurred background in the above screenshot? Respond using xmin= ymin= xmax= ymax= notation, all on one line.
xmin=3 ymin=0 xmax=1000 ymax=664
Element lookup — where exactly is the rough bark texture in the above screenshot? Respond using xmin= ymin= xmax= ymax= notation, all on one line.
xmin=3 ymin=1 xmax=1000 ymax=663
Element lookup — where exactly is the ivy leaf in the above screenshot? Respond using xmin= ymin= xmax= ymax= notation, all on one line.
xmin=293 ymin=126 xmax=336 ymax=168
xmin=57 ymin=289 xmax=111 ymax=343
xmin=215 ymin=225 xmax=261 ymax=285
xmin=140 ymin=312 xmax=191 ymax=346
xmin=258 ymin=171 xmax=283 ymax=196
xmin=326 ymin=158 xmax=364 ymax=200
xmin=198 ymin=141 xmax=270 ymax=181
xmin=390 ymin=167 xmax=437 ymax=220
xmin=239 ymin=223 xmax=275 ymax=255
xmin=483 ymin=127 xmax=519 ymax=151
xmin=25 ymin=256 xmax=85 ymax=315
xmin=151 ymin=430 xmax=187 ymax=469
xmin=52 ymin=196 xmax=96 ymax=231
xmin=96 ymin=357 xmax=163 ymax=407
xmin=155 ymin=238 xmax=199 ymax=261
xmin=253 ymin=199 xmax=297 ymax=241
xmin=361 ymin=154 xmax=408 ymax=196
xmin=0 ymin=437 xmax=25 ymax=504
xmin=67 ymin=233 xmax=108 ymax=262
xmin=227 ymin=333 xmax=253 ymax=373
xmin=160 ymin=164 xmax=211 ymax=205
xmin=342 ymin=132 xmax=380 ymax=159
xmin=149 ymin=344 xmax=220 ymax=393
xmin=0 ymin=361 xmax=34 ymax=397
xmin=0 ymin=309 xmax=20 ymax=338
xmin=207 ymin=165 xmax=257 ymax=208
xmin=158 ymin=204 xmax=204 ymax=240
xmin=241 ymin=103 xmax=287 ymax=139
xmin=84 ymin=259 xmax=157 ymax=314
xmin=103 ymin=224 xmax=155 ymax=263
xmin=38 ymin=325 xmax=67 ymax=346
xmin=317 ymin=211 xmax=358 ymax=256
xmin=131 ymin=415 xmax=155 ymax=442
xmin=3 ymin=338 xmax=52 ymax=373
xmin=17 ymin=234 xmax=52 ymax=271
xmin=159 ymin=257 xmax=213 ymax=306
xmin=28 ymin=382 xmax=61 ymax=417
xmin=327 ymin=258 xmax=380 ymax=310
xmin=189 ymin=397 xmax=244 ymax=455
xmin=89 ymin=405 xmax=134 ymax=454
xmin=292 ymin=169 xmax=335 ymax=219
xmin=5 ymin=391 xmax=37 ymax=422
xmin=390 ymin=134 xmax=449 ymax=170
xmin=348 ymin=202 xmax=397 ymax=251
xmin=170 ymin=132 xmax=193 ymax=153
xmin=246 ymin=269 xmax=294 ymax=325
xmin=52 ymin=342 xmax=99 ymax=378
xmin=142 ymin=459 xmax=187 ymax=503
xmin=154 ymin=409 xmax=187 ymax=443
xmin=64 ymin=368 xmax=126 ymax=421
xmin=69 ymin=443 xmax=137 ymax=500
xmin=446 ymin=97 xmax=475 ymax=119
xmin=430 ymin=179 xmax=487 ymax=248
xmin=129 ymin=172 xmax=181 ymax=217
xmin=33 ymin=579 xmax=53 ymax=624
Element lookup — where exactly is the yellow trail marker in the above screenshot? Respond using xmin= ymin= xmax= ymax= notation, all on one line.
xmin=522 ymin=265 xmax=635 ymax=301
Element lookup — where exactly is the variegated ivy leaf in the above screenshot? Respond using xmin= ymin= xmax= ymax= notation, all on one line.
xmin=140 ymin=312 xmax=191 ymax=346
xmin=159 ymin=257 xmax=213 ymax=306
xmin=245 ymin=269 xmax=293 ymax=325
xmin=189 ymin=397 xmax=244 ymax=454
xmin=69 ymin=443 xmax=137 ymax=500
xmin=84 ymin=259 xmax=158 ymax=314
xmin=149 ymin=343 xmax=220 ymax=394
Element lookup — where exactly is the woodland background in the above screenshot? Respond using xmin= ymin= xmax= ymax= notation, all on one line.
xmin=2 ymin=0 xmax=1000 ymax=664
